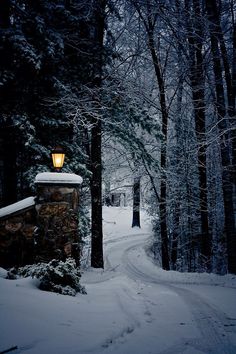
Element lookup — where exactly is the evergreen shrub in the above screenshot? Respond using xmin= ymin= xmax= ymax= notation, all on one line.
xmin=8 ymin=258 xmax=86 ymax=296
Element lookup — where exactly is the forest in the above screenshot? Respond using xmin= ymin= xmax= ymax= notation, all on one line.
xmin=0 ymin=0 xmax=235 ymax=275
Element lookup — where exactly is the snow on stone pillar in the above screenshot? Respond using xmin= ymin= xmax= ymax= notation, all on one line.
xmin=34 ymin=172 xmax=83 ymax=265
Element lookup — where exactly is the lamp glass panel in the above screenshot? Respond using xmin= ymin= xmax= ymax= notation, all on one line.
xmin=52 ymin=153 xmax=65 ymax=168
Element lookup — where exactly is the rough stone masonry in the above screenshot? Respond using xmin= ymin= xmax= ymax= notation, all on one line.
xmin=0 ymin=172 xmax=82 ymax=268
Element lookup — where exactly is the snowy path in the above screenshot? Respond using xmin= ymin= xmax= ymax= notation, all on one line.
xmin=85 ymin=229 xmax=236 ymax=354
xmin=117 ymin=238 xmax=236 ymax=353
xmin=1 ymin=207 xmax=236 ymax=354
xmin=82 ymin=205 xmax=236 ymax=354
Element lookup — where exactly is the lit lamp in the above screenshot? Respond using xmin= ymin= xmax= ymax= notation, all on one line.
xmin=51 ymin=146 xmax=65 ymax=172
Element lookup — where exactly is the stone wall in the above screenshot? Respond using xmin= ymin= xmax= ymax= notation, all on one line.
xmin=0 ymin=173 xmax=82 ymax=269
xmin=0 ymin=206 xmax=36 ymax=268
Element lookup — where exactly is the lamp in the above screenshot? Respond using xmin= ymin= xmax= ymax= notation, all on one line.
xmin=51 ymin=146 xmax=65 ymax=172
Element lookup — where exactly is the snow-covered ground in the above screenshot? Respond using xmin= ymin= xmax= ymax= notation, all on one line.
xmin=1 ymin=206 xmax=236 ymax=354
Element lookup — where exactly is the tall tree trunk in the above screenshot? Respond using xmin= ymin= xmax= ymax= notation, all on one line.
xmin=170 ymin=0 xmax=186 ymax=271
xmin=170 ymin=203 xmax=179 ymax=271
xmin=132 ymin=176 xmax=141 ymax=228
xmin=147 ymin=28 xmax=170 ymax=270
xmin=186 ymin=0 xmax=211 ymax=270
xmin=233 ymin=23 xmax=236 ymax=112
xmin=131 ymin=0 xmax=170 ymax=269
xmin=90 ymin=0 xmax=106 ymax=268
xmin=232 ymin=22 xmax=236 ymax=225
xmin=205 ymin=0 xmax=235 ymax=116
xmin=206 ymin=0 xmax=236 ymax=274
xmin=91 ymin=119 xmax=104 ymax=268
xmin=0 ymin=0 xmax=10 ymax=28
xmin=0 ymin=1 xmax=18 ymax=206
xmin=1 ymin=125 xmax=18 ymax=206
xmin=206 ymin=0 xmax=236 ymax=228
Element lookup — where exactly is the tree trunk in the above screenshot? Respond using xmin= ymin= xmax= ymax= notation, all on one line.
xmin=192 ymin=0 xmax=211 ymax=270
xmin=91 ymin=119 xmax=104 ymax=268
xmin=90 ymin=0 xmax=106 ymax=268
xmin=206 ymin=0 xmax=236 ymax=228
xmin=0 ymin=0 xmax=10 ymax=28
xmin=0 ymin=4 xmax=18 ymax=207
xmin=131 ymin=0 xmax=170 ymax=270
xmin=104 ymin=180 xmax=111 ymax=206
xmin=1 ymin=125 xmax=18 ymax=206
xmin=206 ymin=0 xmax=236 ymax=274
xmin=147 ymin=28 xmax=170 ymax=271
xmin=186 ymin=0 xmax=211 ymax=270
xmin=233 ymin=23 xmax=236 ymax=112
xmin=132 ymin=176 xmax=141 ymax=228
xmin=205 ymin=0 xmax=235 ymax=116
xmin=232 ymin=23 xmax=236 ymax=226
xmin=170 ymin=202 xmax=179 ymax=270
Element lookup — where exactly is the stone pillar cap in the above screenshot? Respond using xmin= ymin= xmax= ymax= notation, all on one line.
xmin=35 ymin=172 xmax=83 ymax=185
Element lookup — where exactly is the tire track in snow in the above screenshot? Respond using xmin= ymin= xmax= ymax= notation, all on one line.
xmin=83 ymin=234 xmax=149 ymax=284
xmin=98 ymin=234 xmax=152 ymax=351
xmin=123 ymin=242 xmax=236 ymax=354
xmin=84 ymin=232 xmax=236 ymax=353
xmin=100 ymin=287 xmax=141 ymax=350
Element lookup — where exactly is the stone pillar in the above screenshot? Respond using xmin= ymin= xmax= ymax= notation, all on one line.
xmin=34 ymin=172 xmax=83 ymax=264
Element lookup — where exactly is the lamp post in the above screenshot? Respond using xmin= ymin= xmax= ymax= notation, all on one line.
xmin=51 ymin=146 xmax=65 ymax=172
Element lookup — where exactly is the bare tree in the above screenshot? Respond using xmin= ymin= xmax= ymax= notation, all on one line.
xmin=206 ymin=0 xmax=236 ymax=274
xmin=185 ymin=0 xmax=212 ymax=270
xmin=129 ymin=0 xmax=170 ymax=270
xmin=90 ymin=0 xmax=107 ymax=268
